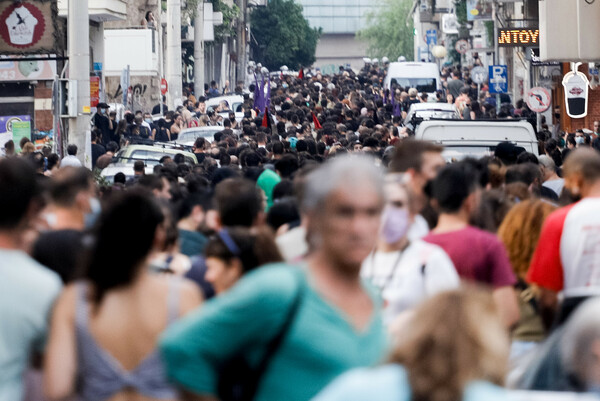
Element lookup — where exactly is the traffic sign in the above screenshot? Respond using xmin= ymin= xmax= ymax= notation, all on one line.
xmin=489 ymin=65 xmax=508 ymax=94
xmin=426 ymin=29 xmax=437 ymax=46
xmin=471 ymin=66 xmax=488 ymax=84
xmin=526 ymin=87 xmax=551 ymax=113
xmin=455 ymin=39 xmax=470 ymax=55
xmin=161 ymin=78 xmax=168 ymax=95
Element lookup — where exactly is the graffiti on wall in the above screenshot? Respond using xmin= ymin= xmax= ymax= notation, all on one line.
xmin=105 ymin=76 xmax=158 ymax=112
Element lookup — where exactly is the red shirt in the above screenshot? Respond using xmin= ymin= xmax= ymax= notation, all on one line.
xmin=424 ymin=226 xmax=516 ymax=288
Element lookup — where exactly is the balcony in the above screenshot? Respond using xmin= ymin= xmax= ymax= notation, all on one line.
xmin=58 ymin=0 xmax=127 ymax=22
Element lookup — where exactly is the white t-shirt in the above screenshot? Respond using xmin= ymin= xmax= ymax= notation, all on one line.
xmin=407 ymin=214 xmax=430 ymax=241
xmin=60 ymin=155 xmax=82 ymax=168
xmin=542 ymin=178 xmax=565 ymax=197
xmin=361 ymin=240 xmax=460 ymax=324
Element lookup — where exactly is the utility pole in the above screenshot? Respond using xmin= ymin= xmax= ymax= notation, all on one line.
xmin=194 ymin=1 xmax=205 ymax=98
xmin=236 ymin=0 xmax=247 ymax=87
xmin=492 ymin=0 xmax=500 ymax=113
xmin=67 ymin=0 xmax=91 ymax=168
xmin=166 ymin=0 xmax=183 ymax=110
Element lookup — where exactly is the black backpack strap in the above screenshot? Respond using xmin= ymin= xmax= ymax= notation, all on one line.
xmin=249 ymin=269 xmax=305 ymax=398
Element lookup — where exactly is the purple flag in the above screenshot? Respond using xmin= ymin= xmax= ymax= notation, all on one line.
xmin=391 ymin=90 xmax=401 ymax=117
xmin=257 ymin=75 xmax=266 ymax=112
xmin=265 ymin=79 xmax=271 ymax=110
xmin=253 ymin=73 xmax=260 ymax=110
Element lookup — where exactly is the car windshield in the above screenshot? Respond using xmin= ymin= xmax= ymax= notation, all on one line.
xmin=414 ymin=110 xmax=457 ymax=119
xmin=441 ymin=146 xmax=496 ymax=162
xmin=178 ymin=129 xmax=222 ymax=143
xmin=391 ymin=78 xmax=437 ymax=93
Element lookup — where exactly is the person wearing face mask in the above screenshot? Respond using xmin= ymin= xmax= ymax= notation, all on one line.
xmin=93 ymin=102 xmax=113 ymax=145
xmin=361 ymin=173 xmax=459 ymax=326
xmin=32 ymin=167 xmax=100 ymax=283
xmin=143 ymin=112 xmax=156 ymax=136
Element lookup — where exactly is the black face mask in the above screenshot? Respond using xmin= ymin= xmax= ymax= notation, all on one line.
xmin=555 ymin=113 xmax=561 ymax=119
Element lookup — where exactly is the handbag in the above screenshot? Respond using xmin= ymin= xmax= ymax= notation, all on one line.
xmin=216 ymin=271 xmax=305 ymax=401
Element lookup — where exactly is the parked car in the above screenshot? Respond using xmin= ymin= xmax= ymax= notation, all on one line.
xmin=100 ymin=164 xmax=155 ymax=183
xmin=173 ymin=127 xmax=228 ymax=146
xmin=100 ymin=144 xmax=197 ymax=182
xmin=111 ymin=144 xmax=196 ymax=165
xmin=206 ymin=95 xmax=245 ymax=121
xmin=403 ymin=103 xmax=460 ymax=131
xmin=414 ymin=120 xmax=539 ymax=161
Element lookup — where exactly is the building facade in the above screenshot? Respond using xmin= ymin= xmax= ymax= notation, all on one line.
xmin=297 ymin=0 xmax=380 ymax=72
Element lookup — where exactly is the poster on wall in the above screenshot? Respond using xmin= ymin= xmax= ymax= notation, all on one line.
xmin=0 ymin=0 xmax=59 ymax=54
xmin=12 ymin=121 xmax=31 ymax=151
xmin=467 ymin=0 xmax=493 ymax=21
xmin=90 ymin=76 xmax=100 ymax=107
xmin=0 ymin=115 xmax=31 ymax=152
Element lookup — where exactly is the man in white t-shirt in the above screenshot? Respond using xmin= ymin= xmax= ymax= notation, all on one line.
xmin=539 ymin=155 xmax=564 ymax=198
xmin=0 ymin=158 xmax=62 ymax=401
xmin=60 ymin=144 xmax=82 ymax=168
xmin=361 ymin=173 xmax=459 ymax=325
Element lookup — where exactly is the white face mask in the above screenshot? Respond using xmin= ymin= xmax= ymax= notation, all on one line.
xmin=576 ymin=136 xmax=585 ymax=145
xmin=84 ymin=198 xmax=102 ymax=229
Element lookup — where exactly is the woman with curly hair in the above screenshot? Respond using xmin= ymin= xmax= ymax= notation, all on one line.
xmin=313 ymin=288 xmax=510 ymax=401
xmin=498 ymin=199 xmax=557 ymax=359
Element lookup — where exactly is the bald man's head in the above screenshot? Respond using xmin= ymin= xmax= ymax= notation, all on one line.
xmin=563 ymin=148 xmax=600 ymax=197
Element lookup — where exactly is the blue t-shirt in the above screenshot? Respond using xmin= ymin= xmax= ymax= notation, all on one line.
xmin=0 ymin=250 xmax=62 ymax=401
xmin=160 ymin=263 xmax=387 ymax=401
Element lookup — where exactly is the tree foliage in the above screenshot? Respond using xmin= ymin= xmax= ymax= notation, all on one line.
xmin=358 ymin=0 xmax=414 ymax=61
xmin=250 ymin=0 xmax=321 ymax=71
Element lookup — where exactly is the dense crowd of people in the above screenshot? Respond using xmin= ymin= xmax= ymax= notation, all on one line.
xmin=4 ymin=60 xmax=600 ymax=401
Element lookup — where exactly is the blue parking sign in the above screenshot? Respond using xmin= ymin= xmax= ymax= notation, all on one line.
xmin=426 ymin=30 xmax=437 ymax=46
xmin=489 ymin=65 xmax=508 ymax=94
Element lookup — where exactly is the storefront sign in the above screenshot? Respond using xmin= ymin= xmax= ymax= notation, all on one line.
xmin=0 ymin=57 xmax=56 ymax=81
xmin=0 ymin=0 xmax=58 ymax=54
xmin=498 ymin=28 xmax=539 ymax=47
xmin=563 ymin=63 xmax=590 ymax=119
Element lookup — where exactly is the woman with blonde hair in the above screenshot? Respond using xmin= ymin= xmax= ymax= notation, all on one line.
xmin=313 ymin=288 xmax=511 ymax=401
xmin=498 ymin=199 xmax=557 ymax=358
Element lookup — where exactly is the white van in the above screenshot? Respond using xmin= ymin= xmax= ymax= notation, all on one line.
xmin=384 ymin=62 xmax=442 ymax=97
xmin=414 ymin=120 xmax=539 ymax=161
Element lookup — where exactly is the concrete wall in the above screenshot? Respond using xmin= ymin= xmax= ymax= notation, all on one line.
xmin=314 ymin=34 xmax=368 ymax=73
xmin=104 ymin=0 xmax=160 ymax=29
